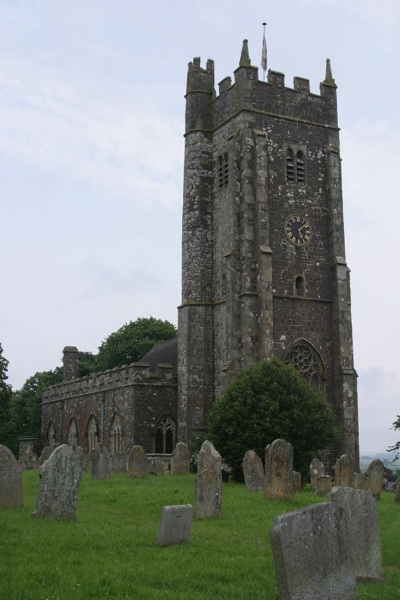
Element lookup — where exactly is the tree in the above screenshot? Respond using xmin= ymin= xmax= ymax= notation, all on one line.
xmin=0 ymin=343 xmax=12 ymax=449
xmin=388 ymin=415 xmax=400 ymax=457
xmin=207 ymin=358 xmax=339 ymax=482
xmin=95 ymin=317 xmax=177 ymax=371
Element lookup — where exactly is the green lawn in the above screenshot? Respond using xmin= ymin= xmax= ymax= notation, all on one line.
xmin=0 ymin=471 xmax=399 ymax=599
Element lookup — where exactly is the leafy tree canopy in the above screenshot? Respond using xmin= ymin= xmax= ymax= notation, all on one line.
xmin=207 ymin=358 xmax=339 ymax=482
xmin=0 ymin=343 xmax=12 ymax=449
xmin=388 ymin=415 xmax=400 ymax=456
xmin=95 ymin=317 xmax=177 ymax=371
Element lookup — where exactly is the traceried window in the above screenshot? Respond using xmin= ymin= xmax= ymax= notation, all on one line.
xmin=218 ymin=153 xmax=229 ymax=189
xmin=110 ymin=414 xmax=123 ymax=454
xmin=47 ymin=421 xmax=55 ymax=447
xmin=87 ymin=416 xmax=99 ymax=451
xmin=67 ymin=419 xmax=78 ymax=447
xmin=154 ymin=415 xmax=176 ymax=454
xmin=286 ymin=147 xmax=306 ymax=184
xmin=285 ymin=341 xmax=324 ymax=392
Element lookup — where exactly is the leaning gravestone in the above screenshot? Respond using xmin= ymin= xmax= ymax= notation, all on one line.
xmin=0 ymin=445 xmax=23 ymax=507
xmin=128 ymin=445 xmax=148 ymax=478
xmin=242 ymin=450 xmax=264 ymax=491
xmin=309 ymin=458 xmax=325 ymax=491
xmin=270 ymin=502 xmax=357 ymax=600
xmin=32 ymin=444 xmax=81 ymax=520
xmin=333 ymin=454 xmax=353 ymax=487
xmin=156 ymin=504 xmax=192 ymax=546
xmin=194 ymin=440 xmax=222 ymax=519
xmin=265 ymin=439 xmax=293 ymax=500
xmin=171 ymin=442 xmax=190 ymax=475
xmin=329 ymin=486 xmax=383 ymax=582
xmin=90 ymin=443 xmax=111 ymax=479
xmin=364 ymin=459 xmax=385 ymax=500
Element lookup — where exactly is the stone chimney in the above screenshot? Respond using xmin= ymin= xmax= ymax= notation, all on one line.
xmin=63 ymin=346 xmax=79 ymax=382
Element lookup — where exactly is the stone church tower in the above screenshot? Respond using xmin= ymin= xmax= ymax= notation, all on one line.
xmin=178 ymin=40 xmax=359 ymax=467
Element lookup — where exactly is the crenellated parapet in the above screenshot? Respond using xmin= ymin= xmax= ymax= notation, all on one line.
xmin=42 ymin=362 xmax=177 ymax=404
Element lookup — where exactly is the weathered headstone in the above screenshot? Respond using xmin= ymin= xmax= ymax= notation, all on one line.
xmin=171 ymin=442 xmax=190 ymax=475
xmin=329 ymin=486 xmax=384 ymax=582
xmin=110 ymin=451 xmax=127 ymax=473
xmin=156 ymin=504 xmax=192 ymax=546
xmin=0 ymin=445 xmax=23 ymax=507
xmin=293 ymin=471 xmax=301 ymax=493
xmin=194 ymin=440 xmax=222 ymax=519
xmin=333 ymin=454 xmax=353 ymax=487
xmin=90 ymin=443 xmax=111 ymax=479
xmin=21 ymin=448 xmax=38 ymax=470
xmin=265 ymin=439 xmax=293 ymax=500
xmin=353 ymin=472 xmax=366 ymax=490
xmin=315 ymin=475 xmax=333 ymax=496
xmin=128 ymin=445 xmax=148 ymax=478
xmin=270 ymin=502 xmax=357 ymax=600
xmin=364 ymin=459 xmax=385 ymax=500
xmin=242 ymin=450 xmax=264 ymax=491
xmin=32 ymin=444 xmax=81 ymax=520
xmin=395 ymin=476 xmax=400 ymax=503
xmin=39 ymin=445 xmax=53 ymax=466
xmin=309 ymin=458 xmax=325 ymax=491
xmin=148 ymin=456 xmax=165 ymax=475
xmin=73 ymin=445 xmax=86 ymax=470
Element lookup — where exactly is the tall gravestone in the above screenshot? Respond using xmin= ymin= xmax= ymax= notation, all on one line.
xmin=329 ymin=486 xmax=384 ymax=582
xmin=128 ymin=445 xmax=148 ymax=478
xmin=171 ymin=442 xmax=190 ymax=475
xmin=90 ymin=443 xmax=111 ymax=479
xmin=265 ymin=439 xmax=293 ymax=500
xmin=364 ymin=459 xmax=385 ymax=500
xmin=270 ymin=502 xmax=357 ymax=600
xmin=242 ymin=450 xmax=264 ymax=491
xmin=309 ymin=458 xmax=325 ymax=491
xmin=194 ymin=440 xmax=222 ymax=519
xmin=333 ymin=454 xmax=353 ymax=487
xmin=32 ymin=444 xmax=81 ymax=520
xmin=0 ymin=445 xmax=23 ymax=507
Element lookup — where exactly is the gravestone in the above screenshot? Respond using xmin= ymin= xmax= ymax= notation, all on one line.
xmin=329 ymin=486 xmax=384 ymax=582
xmin=270 ymin=502 xmax=357 ymax=600
xmin=73 ymin=446 xmax=86 ymax=470
xmin=194 ymin=440 xmax=222 ymax=519
xmin=156 ymin=504 xmax=192 ymax=546
xmin=395 ymin=476 xmax=400 ymax=503
xmin=0 ymin=445 xmax=23 ymax=507
xmin=265 ymin=439 xmax=293 ymax=500
xmin=171 ymin=442 xmax=190 ymax=475
xmin=148 ymin=456 xmax=165 ymax=475
xmin=242 ymin=450 xmax=264 ymax=491
xmin=32 ymin=444 xmax=81 ymax=520
xmin=333 ymin=454 xmax=353 ymax=487
xmin=21 ymin=448 xmax=38 ymax=470
xmin=309 ymin=458 xmax=325 ymax=491
xmin=293 ymin=471 xmax=301 ymax=493
xmin=90 ymin=443 xmax=111 ymax=479
xmin=353 ymin=472 xmax=366 ymax=490
xmin=315 ymin=475 xmax=333 ymax=496
xmin=128 ymin=445 xmax=148 ymax=478
xmin=364 ymin=459 xmax=385 ymax=500
xmin=110 ymin=452 xmax=127 ymax=473
xmin=39 ymin=446 xmax=53 ymax=466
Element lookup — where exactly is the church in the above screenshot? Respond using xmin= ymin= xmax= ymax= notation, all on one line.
xmin=41 ymin=40 xmax=359 ymax=469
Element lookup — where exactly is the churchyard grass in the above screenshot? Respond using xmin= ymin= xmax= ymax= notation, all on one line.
xmin=0 ymin=471 xmax=399 ymax=600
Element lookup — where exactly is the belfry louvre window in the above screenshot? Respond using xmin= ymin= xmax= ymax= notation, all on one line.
xmin=286 ymin=147 xmax=305 ymax=184
xmin=218 ymin=153 xmax=229 ymax=189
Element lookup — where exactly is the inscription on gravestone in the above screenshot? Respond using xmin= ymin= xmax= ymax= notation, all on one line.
xmin=265 ymin=439 xmax=293 ymax=500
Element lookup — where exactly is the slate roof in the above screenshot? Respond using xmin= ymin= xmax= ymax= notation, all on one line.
xmin=139 ymin=337 xmax=178 ymax=374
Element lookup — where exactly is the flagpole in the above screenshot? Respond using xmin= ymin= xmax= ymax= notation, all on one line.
xmin=261 ymin=22 xmax=267 ymax=82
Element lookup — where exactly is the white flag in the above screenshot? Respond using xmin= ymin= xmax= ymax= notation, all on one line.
xmin=261 ymin=30 xmax=267 ymax=71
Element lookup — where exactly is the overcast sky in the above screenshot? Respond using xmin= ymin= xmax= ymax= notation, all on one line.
xmin=1 ymin=0 xmax=399 ymax=455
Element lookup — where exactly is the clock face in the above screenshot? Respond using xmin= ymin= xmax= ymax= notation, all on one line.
xmin=284 ymin=214 xmax=312 ymax=246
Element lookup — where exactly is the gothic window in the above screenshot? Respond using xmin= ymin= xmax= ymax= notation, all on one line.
xmin=87 ymin=415 xmax=99 ymax=451
xmin=295 ymin=275 xmax=305 ymax=296
xmin=110 ymin=414 xmax=123 ymax=454
xmin=47 ymin=421 xmax=55 ymax=447
xmin=154 ymin=415 xmax=176 ymax=454
xmin=286 ymin=147 xmax=306 ymax=184
xmin=285 ymin=341 xmax=324 ymax=392
xmin=217 ymin=153 xmax=229 ymax=189
xmin=67 ymin=419 xmax=78 ymax=447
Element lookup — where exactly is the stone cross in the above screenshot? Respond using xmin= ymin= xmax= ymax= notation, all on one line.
xmin=265 ymin=439 xmax=294 ymax=500
xmin=156 ymin=505 xmax=192 ymax=546
xmin=194 ymin=440 xmax=222 ymax=519
xmin=242 ymin=450 xmax=264 ymax=491
xmin=128 ymin=445 xmax=148 ymax=478
xmin=32 ymin=444 xmax=82 ymax=520
xmin=0 ymin=445 xmax=23 ymax=507
xmin=171 ymin=442 xmax=190 ymax=475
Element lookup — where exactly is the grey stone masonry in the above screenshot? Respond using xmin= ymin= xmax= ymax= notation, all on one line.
xmin=194 ymin=440 xmax=222 ymax=519
xmin=32 ymin=444 xmax=82 ymax=520
xmin=270 ymin=502 xmax=357 ymax=600
xmin=242 ymin=450 xmax=264 ymax=491
xmin=128 ymin=445 xmax=148 ymax=478
xmin=156 ymin=505 xmax=192 ymax=546
xmin=329 ymin=486 xmax=383 ymax=582
xmin=0 ymin=445 xmax=23 ymax=507
xmin=265 ymin=439 xmax=294 ymax=500
xmin=90 ymin=443 xmax=111 ymax=479
xmin=171 ymin=442 xmax=190 ymax=475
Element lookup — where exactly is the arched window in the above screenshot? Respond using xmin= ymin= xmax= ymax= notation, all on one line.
xmin=47 ymin=421 xmax=55 ymax=447
xmin=154 ymin=415 xmax=176 ymax=454
xmin=110 ymin=414 xmax=123 ymax=454
xmin=296 ymin=150 xmax=305 ymax=183
xmin=286 ymin=147 xmax=306 ymax=183
xmin=67 ymin=418 xmax=78 ymax=447
xmin=87 ymin=416 xmax=99 ymax=451
xmin=285 ymin=341 xmax=324 ymax=392
xmin=217 ymin=153 xmax=229 ymax=189
xmin=295 ymin=275 xmax=305 ymax=296
xmin=286 ymin=148 xmax=295 ymax=182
